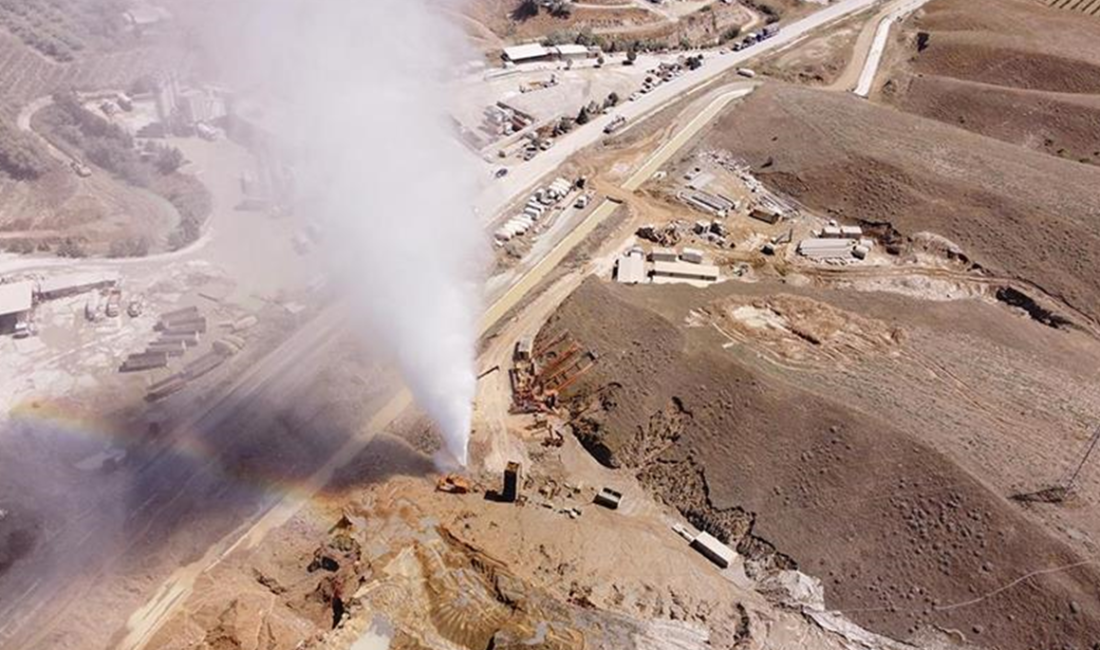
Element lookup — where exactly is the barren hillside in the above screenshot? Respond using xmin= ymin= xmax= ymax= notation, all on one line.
xmin=540 ymin=278 xmax=1100 ymax=650
xmin=882 ymin=0 xmax=1100 ymax=164
xmin=707 ymin=82 xmax=1100 ymax=326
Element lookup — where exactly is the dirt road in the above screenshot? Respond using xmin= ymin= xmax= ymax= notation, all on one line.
xmin=476 ymin=0 xmax=893 ymax=222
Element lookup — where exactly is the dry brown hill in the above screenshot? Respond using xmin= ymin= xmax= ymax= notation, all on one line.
xmin=541 ymin=277 xmax=1100 ymax=650
xmin=882 ymin=0 xmax=1100 ymax=163
xmin=707 ymin=82 xmax=1100 ymax=326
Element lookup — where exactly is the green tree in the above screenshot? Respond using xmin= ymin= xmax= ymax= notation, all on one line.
xmin=155 ymin=147 xmax=184 ymax=174
xmin=56 ymin=238 xmax=87 ymax=258
xmin=576 ymin=105 xmax=591 ymax=125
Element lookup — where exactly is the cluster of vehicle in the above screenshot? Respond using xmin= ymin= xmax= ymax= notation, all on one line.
xmin=86 ymin=288 xmax=143 ymax=322
xmin=729 ymin=23 xmax=780 ymax=52
xmin=628 ymin=56 xmax=703 ymax=102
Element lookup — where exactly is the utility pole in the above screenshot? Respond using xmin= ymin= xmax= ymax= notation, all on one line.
xmin=1058 ymin=424 xmax=1100 ymax=499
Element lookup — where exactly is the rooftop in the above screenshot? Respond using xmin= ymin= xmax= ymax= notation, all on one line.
xmin=617 ymin=253 xmax=647 ymax=284
xmin=554 ymin=44 xmax=590 ymax=56
xmin=0 ymin=281 xmax=34 ymax=316
xmin=652 ymin=260 xmax=720 ymax=279
xmin=38 ymin=272 xmax=119 ymax=295
xmin=503 ymin=43 xmax=551 ymax=62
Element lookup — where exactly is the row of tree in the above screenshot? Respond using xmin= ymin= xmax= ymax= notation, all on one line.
xmin=0 ymin=121 xmax=51 ymax=180
xmin=42 ymin=91 xmax=185 ymax=187
xmin=575 ymin=92 xmax=620 ymax=125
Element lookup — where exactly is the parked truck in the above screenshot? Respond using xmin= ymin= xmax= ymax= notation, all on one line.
xmin=127 ymin=294 xmax=145 ymax=318
xmin=105 ymin=289 xmax=122 ymax=318
xmin=85 ymin=292 xmax=101 ymax=322
xmin=604 ymin=115 xmax=627 ymax=134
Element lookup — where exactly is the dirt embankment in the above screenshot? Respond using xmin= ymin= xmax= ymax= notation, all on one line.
xmin=540 ymin=278 xmax=1100 ymax=650
xmin=706 ymin=82 xmax=1100 ymax=327
xmin=882 ymin=0 xmax=1100 ymax=165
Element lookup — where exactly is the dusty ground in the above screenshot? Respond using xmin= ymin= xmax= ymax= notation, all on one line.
xmin=704 ymin=82 xmax=1100 ymax=329
xmin=539 ymin=277 xmax=1100 ymax=650
xmin=759 ymin=9 xmax=867 ymax=87
xmin=880 ymin=0 xmax=1100 ymax=165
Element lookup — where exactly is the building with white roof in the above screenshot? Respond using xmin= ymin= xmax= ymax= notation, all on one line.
xmin=616 ymin=249 xmax=647 ymax=284
xmin=554 ymin=44 xmax=591 ymax=60
xmin=651 ymin=260 xmax=720 ymax=286
xmin=690 ymin=531 xmax=737 ymax=568
xmin=502 ymin=43 xmax=552 ymax=63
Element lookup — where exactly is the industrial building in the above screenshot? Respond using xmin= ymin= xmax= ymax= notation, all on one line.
xmin=502 ymin=43 xmax=553 ymax=64
xmin=750 ymin=204 xmax=781 ymax=224
xmin=616 ymin=248 xmax=647 ymax=284
xmin=682 ymin=190 xmax=734 ymax=217
xmin=554 ymin=44 xmax=592 ymax=62
xmin=502 ymin=43 xmax=596 ymax=65
xmin=798 ymin=238 xmax=858 ymax=260
xmin=37 ymin=272 xmax=119 ymax=299
xmin=680 ymin=248 xmax=705 ymax=264
xmin=651 ymin=260 xmax=720 ymax=285
xmin=177 ymin=88 xmax=228 ymax=125
xmin=650 ymin=247 xmax=678 ymax=263
xmin=821 ymin=224 xmax=863 ymax=239
xmin=690 ymin=531 xmax=737 ymax=568
xmin=749 ymin=195 xmax=790 ymax=224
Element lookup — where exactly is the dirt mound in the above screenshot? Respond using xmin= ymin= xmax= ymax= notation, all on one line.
xmin=706 ymin=294 xmax=902 ymax=364
xmin=540 ymin=278 xmax=1100 ymax=650
xmin=706 ymin=82 xmax=1100 ymax=325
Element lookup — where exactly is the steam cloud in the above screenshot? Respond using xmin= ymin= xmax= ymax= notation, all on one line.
xmin=212 ymin=0 xmax=485 ymax=466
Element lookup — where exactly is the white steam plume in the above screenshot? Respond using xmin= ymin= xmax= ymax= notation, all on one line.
xmin=214 ymin=0 xmax=485 ymax=466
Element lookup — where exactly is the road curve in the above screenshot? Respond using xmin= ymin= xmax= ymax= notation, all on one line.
xmin=476 ymin=0 xmax=896 ymax=224
xmin=853 ymin=0 xmax=930 ymax=98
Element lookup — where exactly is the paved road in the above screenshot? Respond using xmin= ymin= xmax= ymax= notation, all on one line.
xmin=477 ymin=0 xmax=893 ymax=222
xmin=853 ymin=0 xmax=931 ymax=97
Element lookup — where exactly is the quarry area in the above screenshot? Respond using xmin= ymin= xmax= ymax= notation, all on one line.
xmin=2 ymin=1 xmax=1100 ymax=650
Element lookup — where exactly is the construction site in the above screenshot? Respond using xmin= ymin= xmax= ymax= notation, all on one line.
xmin=2 ymin=0 xmax=1100 ymax=649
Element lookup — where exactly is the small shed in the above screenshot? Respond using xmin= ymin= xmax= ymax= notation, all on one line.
xmin=749 ymin=205 xmax=781 ymax=224
xmin=514 ymin=337 xmax=533 ymax=361
xmin=680 ymin=248 xmax=705 ymax=264
xmin=616 ymin=251 xmax=647 ymax=284
xmin=554 ymin=44 xmax=592 ymax=61
xmin=650 ymin=247 xmax=678 ymax=263
xmin=38 ymin=272 xmax=118 ymax=299
xmin=594 ymin=487 xmax=623 ymax=510
xmin=691 ymin=531 xmax=736 ymax=568
xmin=0 ymin=281 xmax=34 ymax=330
